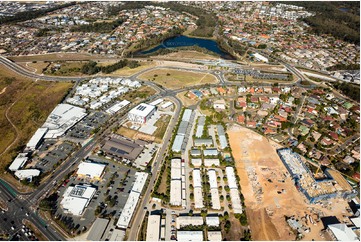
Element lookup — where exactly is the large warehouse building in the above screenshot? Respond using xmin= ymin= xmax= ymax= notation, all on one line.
xmin=128 ymin=103 xmax=156 ymax=124
xmin=60 ymin=184 xmax=96 ymax=216
xmin=102 ymin=134 xmax=145 ymax=161
xmin=76 ymin=161 xmax=106 ymax=180
xmin=42 ymin=104 xmax=87 ymax=139
xmin=26 ymin=127 xmax=48 ymax=150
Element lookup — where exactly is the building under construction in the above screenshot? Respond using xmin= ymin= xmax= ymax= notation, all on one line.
xmin=277 ymin=148 xmax=357 ymax=203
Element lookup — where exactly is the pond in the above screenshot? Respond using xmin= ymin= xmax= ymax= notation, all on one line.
xmin=137 ymin=35 xmax=234 ymax=60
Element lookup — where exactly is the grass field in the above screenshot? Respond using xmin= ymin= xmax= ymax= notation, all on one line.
xmin=153 ymin=115 xmax=171 ymax=143
xmin=0 ymin=66 xmax=73 ymax=172
xmin=44 ymin=61 xmax=85 ymax=76
xmin=138 ymin=69 xmax=218 ymax=89
xmin=120 ymin=86 xmax=157 ymax=103
xmin=116 ymin=126 xmax=137 ymax=139
xmin=109 ymin=61 xmax=157 ymax=76
xmin=157 ymin=50 xmax=218 ymax=60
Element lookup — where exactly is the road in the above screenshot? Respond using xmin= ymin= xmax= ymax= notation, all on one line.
xmin=0 ymin=180 xmax=62 ymax=241
xmin=127 ymin=95 xmax=182 ymax=241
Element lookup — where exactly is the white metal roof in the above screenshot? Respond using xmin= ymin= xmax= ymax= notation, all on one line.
xmin=182 ymin=109 xmax=192 ymax=122
xmin=204 ymin=159 xmax=220 ymax=167
xmin=61 ymin=185 xmax=96 ymax=216
xmin=176 ymin=216 xmax=203 ymax=229
xmin=206 ymin=217 xmax=220 ymax=227
xmin=149 ymin=98 xmax=164 ymax=106
xmin=193 ymin=169 xmax=202 ymax=188
xmin=226 ymin=167 xmax=238 ymax=189
xmin=203 ymin=149 xmax=218 ymax=156
xmin=208 ymin=169 xmax=218 ymax=189
xmin=106 ymin=100 xmax=130 ymax=114
xmin=132 ymin=172 xmax=148 ymax=193
xmin=129 ymin=103 xmax=155 ymax=117
xmin=161 ymin=101 xmax=173 ymax=109
xmin=146 ymin=215 xmax=161 ymax=241
xmin=177 ymin=231 xmax=203 ymax=241
xmin=328 ymin=223 xmax=358 ymax=241
xmin=14 ymin=169 xmax=40 ymax=180
xmin=9 ymin=153 xmax=28 ymax=171
xmin=230 ymin=189 xmax=243 ymax=214
xmin=207 ymin=231 xmax=222 ymax=241
xmin=219 ymin=135 xmax=228 ymax=149
xmin=191 ymin=159 xmax=202 ymax=167
xmin=172 ymin=135 xmax=184 ymax=152
xmin=170 ymin=180 xmax=182 ymax=206
xmin=116 ymin=192 xmax=140 ymax=229
xmin=171 ymin=159 xmax=182 ymax=180
xmin=77 ymin=162 xmax=106 ymax=179
xmin=195 ymin=125 xmax=204 ymax=138
xmin=194 ymin=187 xmax=204 ymax=209
xmin=210 ymin=189 xmax=221 ymax=210
xmin=26 ymin=127 xmax=48 ymax=150
xmin=43 ymin=104 xmax=87 ymax=138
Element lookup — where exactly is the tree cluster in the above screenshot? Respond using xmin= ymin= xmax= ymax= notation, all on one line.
xmin=286 ymin=1 xmax=360 ymax=44
xmin=333 ymin=81 xmax=360 ymax=102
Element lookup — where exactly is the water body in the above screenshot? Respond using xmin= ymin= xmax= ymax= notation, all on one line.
xmin=138 ymin=35 xmax=234 ymax=60
xmin=339 ymin=7 xmax=349 ymax=12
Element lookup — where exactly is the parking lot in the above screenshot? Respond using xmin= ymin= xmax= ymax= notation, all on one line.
xmin=53 ymin=157 xmax=137 ymax=235
xmin=35 ymin=142 xmax=76 ymax=172
xmin=67 ymin=111 xmax=109 ymax=140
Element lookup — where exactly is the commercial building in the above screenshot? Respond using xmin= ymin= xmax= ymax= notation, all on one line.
xmin=77 ymin=161 xmax=106 ymax=179
xmin=217 ymin=125 xmax=228 ymax=149
xmin=14 ymin=169 xmax=40 ymax=180
xmin=109 ymin=229 xmax=125 ymax=241
xmin=226 ymin=167 xmax=243 ymax=214
xmin=193 ymin=169 xmax=203 ymax=209
xmin=204 ymin=148 xmax=218 ymax=156
xmin=194 ymin=138 xmax=213 ymax=147
xmin=87 ymin=218 xmax=109 ymax=241
xmin=204 ymin=159 xmax=220 ymax=167
xmin=106 ymin=100 xmax=130 ymax=115
xmin=191 ymin=158 xmax=202 ymax=167
xmin=171 ymin=135 xmax=184 ymax=153
xmin=177 ymin=231 xmax=203 ymax=241
xmin=170 ymin=158 xmax=183 ymax=206
xmin=149 ymin=99 xmax=164 ymax=106
xmin=116 ymin=172 xmax=148 ymax=229
xmin=206 ymin=216 xmax=220 ymax=227
xmin=195 ymin=116 xmax=205 ymax=138
xmin=226 ymin=167 xmax=238 ymax=189
xmin=9 ymin=153 xmax=28 ymax=171
xmin=60 ymin=184 xmax=96 ymax=216
xmin=328 ymin=223 xmax=358 ymax=241
xmin=178 ymin=121 xmax=189 ymax=136
xmin=208 ymin=170 xmax=220 ymax=210
xmin=146 ymin=215 xmax=161 ymax=241
xmin=182 ymin=109 xmax=193 ymax=122
xmin=176 ymin=216 xmax=203 ymax=229
xmin=207 ymin=231 xmax=222 ymax=241
xmin=42 ymin=104 xmax=87 ymax=139
xmin=102 ymin=134 xmax=144 ymax=161
xmin=161 ymin=101 xmax=173 ymax=109
xmin=128 ymin=103 xmax=156 ymax=124
xmin=26 ymin=127 xmax=48 ymax=150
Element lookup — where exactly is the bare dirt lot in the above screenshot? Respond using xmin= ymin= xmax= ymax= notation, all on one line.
xmin=227 ymin=124 xmax=352 ymax=241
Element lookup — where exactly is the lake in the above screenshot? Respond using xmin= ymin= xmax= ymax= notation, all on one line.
xmin=138 ymin=35 xmax=234 ymax=59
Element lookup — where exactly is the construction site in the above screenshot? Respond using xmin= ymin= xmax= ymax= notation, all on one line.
xmin=227 ymin=124 xmax=356 ymax=241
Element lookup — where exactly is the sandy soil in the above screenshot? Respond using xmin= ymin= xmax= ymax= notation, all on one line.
xmin=227 ymin=124 xmax=351 ymax=241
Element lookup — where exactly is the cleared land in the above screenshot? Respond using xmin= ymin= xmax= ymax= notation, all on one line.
xmin=0 ymin=66 xmax=72 ymax=172
xmin=109 ymin=61 xmax=157 ymax=76
xmin=120 ymin=85 xmax=157 ymax=103
xmin=153 ymin=115 xmax=171 ymax=143
xmin=138 ymin=69 xmax=218 ymax=89
xmin=154 ymin=50 xmax=218 ymax=60
xmin=227 ymin=124 xmax=350 ymax=241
